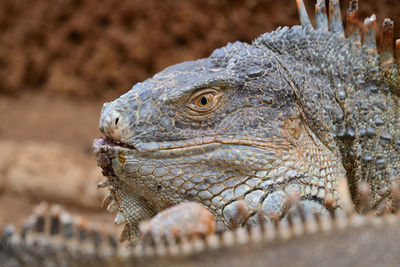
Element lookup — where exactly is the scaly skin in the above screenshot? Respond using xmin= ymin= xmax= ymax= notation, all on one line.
xmin=93 ymin=0 xmax=400 ymax=242
xmin=2 ymin=1 xmax=400 ymax=265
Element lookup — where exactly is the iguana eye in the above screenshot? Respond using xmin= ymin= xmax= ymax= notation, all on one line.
xmin=195 ymin=94 xmax=213 ymax=107
xmin=188 ymin=89 xmax=221 ymax=113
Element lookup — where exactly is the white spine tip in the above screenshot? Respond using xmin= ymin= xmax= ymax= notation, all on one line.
xmin=97 ymin=180 xmax=110 ymax=188
xmin=114 ymin=212 xmax=126 ymax=226
xmin=107 ymin=200 xmax=118 ymax=213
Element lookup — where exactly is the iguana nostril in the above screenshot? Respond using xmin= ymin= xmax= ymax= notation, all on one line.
xmin=115 ymin=117 xmax=119 ymax=126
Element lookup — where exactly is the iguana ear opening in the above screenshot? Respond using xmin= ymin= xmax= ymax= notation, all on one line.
xmin=283 ymin=73 xmax=338 ymax=154
xmin=283 ymin=116 xmax=302 ymax=140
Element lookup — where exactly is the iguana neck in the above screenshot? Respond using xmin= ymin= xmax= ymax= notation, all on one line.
xmin=254 ymin=25 xmax=400 ymax=209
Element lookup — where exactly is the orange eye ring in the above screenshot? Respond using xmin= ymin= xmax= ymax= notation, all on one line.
xmin=187 ymin=89 xmax=221 ymax=113
xmin=194 ymin=94 xmax=214 ymax=107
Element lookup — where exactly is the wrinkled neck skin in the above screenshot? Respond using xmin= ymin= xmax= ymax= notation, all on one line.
xmin=94 ymin=25 xmax=399 ymax=241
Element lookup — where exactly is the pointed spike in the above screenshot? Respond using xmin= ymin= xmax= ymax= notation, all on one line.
xmin=363 ymin=15 xmax=378 ymax=55
xmin=337 ymin=176 xmax=354 ymax=214
xmin=91 ymin=229 xmax=104 ymax=249
xmin=376 ymin=198 xmax=392 ymax=215
xmin=101 ymin=192 xmax=113 ymax=208
xmin=143 ymin=243 xmax=156 ymax=257
xmin=319 ymin=212 xmax=333 ymax=232
xmin=255 ymin=211 xmax=268 ymax=226
xmin=205 ymin=234 xmax=221 ymax=249
xmin=35 ymin=214 xmax=46 ymax=233
xmin=394 ymin=40 xmax=400 ymax=94
xmin=263 ymin=221 xmax=276 ymax=241
xmin=33 ymin=202 xmax=49 ymax=216
xmin=180 ymin=236 xmax=194 ymax=255
xmin=114 ymin=212 xmax=126 ymax=226
xmin=221 ymin=230 xmax=235 ymax=246
xmin=296 ymin=0 xmax=313 ymax=28
xmin=165 ymin=233 xmax=180 ymax=256
xmin=78 ymin=225 xmax=89 ymax=242
xmin=334 ymin=209 xmax=348 ymax=229
xmin=324 ymin=191 xmax=337 ymax=216
xmin=97 ymin=180 xmax=110 ymax=188
xmin=119 ymin=224 xmax=131 ymax=243
xmin=358 ymin=181 xmax=371 ymax=213
xmin=138 ymin=221 xmax=151 ymax=240
xmin=304 ymin=213 xmax=318 ymax=234
xmin=131 ymin=242 xmax=144 ymax=257
xmin=1 ymin=224 xmax=18 ymax=244
xmin=390 ymin=183 xmax=400 ymax=212
xmin=346 ymin=0 xmax=361 ymax=46
xmin=289 ymin=213 xmax=304 ymax=237
xmin=277 ymin=219 xmax=292 ymax=240
xmin=249 ymin=224 xmax=263 ymax=242
xmin=235 ymin=227 xmax=249 ymax=245
xmin=324 ymin=191 xmax=335 ymax=209
xmin=108 ymin=234 xmax=119 ymax=249
xmin=395 ymin=39 xmax=400 ymax=61
xmin=380 ymin=18 xmax=395 ymax=69
xmin=315 ymin=0 xmax=328 ymax=31
xmin=287 ymin=190 xmax=301 ymax=209
xmin=60 ymin=211 xmax=75 ymax=239
xmin=154 ymin=237 xmax=168 ymax=257
xmin=192 ymin=238 xmax=206 ymax=253
xmin=119 ymin=223 xmax=140 ymax=243
xmin=292 ymin=197 xmax=306 ymax=221
xmin=50 ymin=214 xmax=61 ymax=236
xmin=328 ymin=0 xmax=344 ymax=36
xmin=106 ymin=200 xmax=118 ymax=214
xmin=22 ymin=216 xmax=37 ymax=238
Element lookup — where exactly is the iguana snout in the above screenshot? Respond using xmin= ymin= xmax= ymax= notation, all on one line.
xmin=99 ymin=102 xmax=132 ymax=145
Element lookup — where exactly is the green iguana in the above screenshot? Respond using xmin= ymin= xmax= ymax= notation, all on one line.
xmin=93 ymin=0 xmax=400 ymax=241
xmin=2 ymin=0 xmax=400 ymax=266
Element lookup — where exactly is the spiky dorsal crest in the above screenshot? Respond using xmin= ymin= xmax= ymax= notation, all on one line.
xmin=297 ymin=0 xmax=400 ymax=95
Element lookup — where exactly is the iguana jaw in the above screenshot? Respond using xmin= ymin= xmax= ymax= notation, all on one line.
xmin=94 ymin=134 xmax=338 ymax=231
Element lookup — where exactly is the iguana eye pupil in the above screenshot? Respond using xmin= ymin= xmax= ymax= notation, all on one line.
xmin=200 ymin=96 xmax=209 ymax=106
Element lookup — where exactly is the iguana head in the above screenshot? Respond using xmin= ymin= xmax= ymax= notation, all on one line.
xmin=94 ymin=37 xmax=345 ymax=240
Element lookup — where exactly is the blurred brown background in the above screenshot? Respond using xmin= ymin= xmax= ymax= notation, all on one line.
xmin=0 ymin=0 xmax=398 ymax=231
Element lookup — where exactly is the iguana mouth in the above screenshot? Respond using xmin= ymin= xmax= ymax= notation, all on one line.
xmin=94 ymin=137 xmax=137 ymax=150
xmin=94 ymin=135 xmax=294 ymax=154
